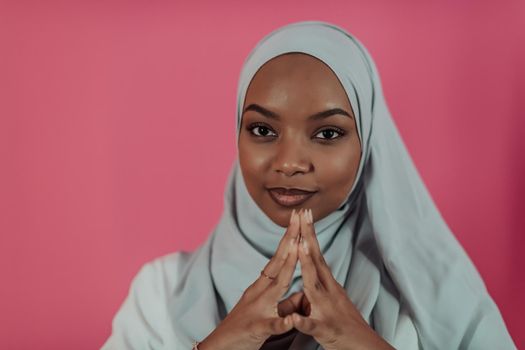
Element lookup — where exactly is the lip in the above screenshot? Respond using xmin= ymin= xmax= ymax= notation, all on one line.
xmin=267 ymin=187 xmax=317 ymax=207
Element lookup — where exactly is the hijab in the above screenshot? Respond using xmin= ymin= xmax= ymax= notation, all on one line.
xmin=168 ymin=20 xmax=516 ymax=349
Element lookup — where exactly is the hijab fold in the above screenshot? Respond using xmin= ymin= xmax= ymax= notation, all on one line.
xmin=168 ymin=21 xmax=516 ymax=349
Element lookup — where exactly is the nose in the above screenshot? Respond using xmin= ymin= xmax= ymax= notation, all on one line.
xmin=272 ymin=136 xmax=312 ymax=177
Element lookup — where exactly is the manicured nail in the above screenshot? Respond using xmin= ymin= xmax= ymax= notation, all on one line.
xmin=303 ymin=208 xmax=310 ymax=224
xmin=289 ymin=209 xmax=296 ymax=225
xmin=301 ymin=209 xmax=307 ymax=223
xmin=292 ymin=209 xmax=299 ymax=225
xmin=308 ymin=209 xmax=313 ymax=224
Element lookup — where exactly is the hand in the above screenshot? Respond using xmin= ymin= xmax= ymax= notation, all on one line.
xmin=199 ymin=210 xmax=302 ymax=350
xmin=277 ymin=290 xmax=310 ymax=319
xmin=289 ymin=209 xmax=396 ymax=350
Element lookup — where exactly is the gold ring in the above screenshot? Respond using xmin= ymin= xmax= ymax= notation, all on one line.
xmin=260 ymin=269 xmax=276 ymax=280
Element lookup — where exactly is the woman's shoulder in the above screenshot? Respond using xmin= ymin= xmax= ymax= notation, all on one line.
xmin=101 ymin=250 xmax=197 ymax=349
xmin=133 ymin=250 xmax=195 ymax=294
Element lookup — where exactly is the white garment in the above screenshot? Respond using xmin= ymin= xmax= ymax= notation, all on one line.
xmin=101 ymin=252 xmax=419 ymax=350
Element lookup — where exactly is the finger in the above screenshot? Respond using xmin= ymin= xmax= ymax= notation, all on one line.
xmin=301 ymin=293 xmax=311 ymax=316
xmin=251 ymin=210 xmax=300 ymax=293
xmin=259 ymin=315 xmax=294 ymax=337
xmin=300 ymin=209 xmax=337 ymax=290
xmin=298 ymin=234 xmax=324 ymax=301
xmin=291 ymin=312 xmax=322 ymax=338
xmin=266 ymin=232 xmax=299 ymax=299
xmin=300 ymin=209 xmax=321 ymax=252
xmin=277 ymin=291 xmax=304 ymax=316
xmin=264 ymin=209 xmax=300 ymax=276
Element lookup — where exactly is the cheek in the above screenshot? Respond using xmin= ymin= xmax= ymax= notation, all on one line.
xmin=240 ymin=149 xmax=269 ymax=172
xmin=316 ymin=144 xmax=361 ymax=193
xmin=239 ymin=137 xmax=272 ymax=187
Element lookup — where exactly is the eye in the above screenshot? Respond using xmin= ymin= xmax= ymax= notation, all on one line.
xmin=314 ymin=127 xmax=345 ymax=140
xmin=247 ymin=123 xmax=277 ymax=137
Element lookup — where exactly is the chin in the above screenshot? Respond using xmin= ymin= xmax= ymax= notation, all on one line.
xmin=267 ymin=209 xmax=291 ymax=228
xmin=260 ymin=202 xmax=292 ymax=228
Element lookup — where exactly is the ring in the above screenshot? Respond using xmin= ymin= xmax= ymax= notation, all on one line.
xmin=260 ymin=269 xmax=276 ymax=280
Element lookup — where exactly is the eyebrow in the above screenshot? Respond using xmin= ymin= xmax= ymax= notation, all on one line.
xmin=242 ymin=103 xmax=353 ymax=121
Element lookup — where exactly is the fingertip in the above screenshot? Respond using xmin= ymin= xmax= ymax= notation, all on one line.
xmin=282 ymin=315 xmax=295 ymax=333
xmin=299 ymin=208 xmax=306 ymax=222
xmin=292 ymin=312 xmax=301 ymax=323
xmin=284 ymin=314 xmax=291 ymax=326
xmin=300 ymin=211 xmax=309 ymax=233
xmin=293 ymin=209 xmax=300 ymax=228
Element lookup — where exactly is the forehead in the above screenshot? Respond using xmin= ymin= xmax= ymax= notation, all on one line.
xmin=243 ymin=53 xmax=352 ymax=113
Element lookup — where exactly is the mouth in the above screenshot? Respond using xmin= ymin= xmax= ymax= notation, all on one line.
xmin=267 ymin=187 xmax=317 ymax=208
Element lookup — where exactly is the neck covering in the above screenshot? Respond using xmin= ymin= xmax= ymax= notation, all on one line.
xmin=168 ymin=21 xmax=516 ymax=349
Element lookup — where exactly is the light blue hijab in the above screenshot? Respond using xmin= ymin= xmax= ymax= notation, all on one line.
xmin=168 ymin=21 xmax=516 ymax=349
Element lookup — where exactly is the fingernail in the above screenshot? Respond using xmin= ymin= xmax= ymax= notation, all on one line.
xmin=308 ymin=209 xmax=313 ymax=224
xmin=303 ymin=209 xmax=309 ymax=224
xmin=301 ymin=209 xmax=308 ymax=221
xmin=292 ymin=210 xmax=299 ymax=226
xmin=303 ymin=208 xmax=310 ymax=224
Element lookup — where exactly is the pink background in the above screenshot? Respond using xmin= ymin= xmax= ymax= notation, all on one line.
xmin=1 ymin=1 xmax=523 ymax=349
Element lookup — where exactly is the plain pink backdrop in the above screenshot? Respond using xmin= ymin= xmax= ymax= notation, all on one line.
xmin=1 ymin=1 xmax=524 ymax=349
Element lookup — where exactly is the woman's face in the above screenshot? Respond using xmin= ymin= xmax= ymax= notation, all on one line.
xmin=239 ymin=53 xmax=361 ymax=227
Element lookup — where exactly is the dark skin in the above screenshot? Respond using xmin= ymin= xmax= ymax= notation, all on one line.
xmin=199 ymin=54 xmax=395 ymax=349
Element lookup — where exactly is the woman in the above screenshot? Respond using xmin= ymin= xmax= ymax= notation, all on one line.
xmin=101 ymin=21 xmax=516 ymax=349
